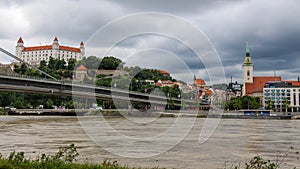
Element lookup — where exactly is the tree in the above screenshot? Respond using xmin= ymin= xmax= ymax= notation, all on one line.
xmin=55 ymin=59 xmax=66 ymax=70
xmin=14 ymin=63 xmax=27 ymax=74
xmin=242 ymin=96 xmax=251 ymax=109
xmin=39 ymin=60 xmax=47 ymax=71
xmin=283 ymin=98 xmax=290 ymax=114
xmin=266 ymin=98 xmax=274 ymax=110
xmin=99 ymin=56 xmax=122 ymax=70
xmin=48 ymin=57 xmax=55 ymax=70
xmin=250 ymin=97 xmax=260 ymax=109
xmin=232 ymin=99 xmax=242 ymax=110
xmin=85 ymin=56 xmax=101 ymax=69
xmin=67 ymin=58 xmax=76 ymax=70
xmin=25 ymin=68 xmax=40 ymax=77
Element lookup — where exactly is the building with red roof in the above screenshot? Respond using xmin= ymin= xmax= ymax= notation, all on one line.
xmin=194 ymin=75 xmax=206 ymax=88
xmin=242 ymin=42 xmax=281 ymax=97
xmin=244 ymin=76 xmax=281 ymax=95
xmin=75 ymin=65 xmax=87 ymax=81
xmin=76 ymin=65 xmax=87 ymax=71
xmin=263 ymin=80 xmax=300 ymax=112
xmin=16 ymin=37 xmax=85 ymax=65
xmin=158 ymin=70 xmax=170 ymax=77
xmin=282 ymin=80 xmax=300 ymax=87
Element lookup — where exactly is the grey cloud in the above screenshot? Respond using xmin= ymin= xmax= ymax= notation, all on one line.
xmin=1 ymin=0 xmax=300 ymax=83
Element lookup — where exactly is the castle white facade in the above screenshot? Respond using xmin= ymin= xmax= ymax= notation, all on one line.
xmin=16 ymin=37 xmax=85 ymax=65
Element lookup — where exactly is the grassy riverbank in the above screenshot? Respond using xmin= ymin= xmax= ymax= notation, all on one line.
xmin=0 ymin=144 xmax=297 ymax=169
xmin=0 ymin=144 xmax=163 ymax=169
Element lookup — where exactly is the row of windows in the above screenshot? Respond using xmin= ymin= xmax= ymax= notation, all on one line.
xmin=265 ymin=89 xmax=300 ymax=92
xmin=22 ymin=50 xmax=79 ymax=55
xmin=23 ymin=50 xmax=51 ymax=54
xmin=265 ymin=89 xmax=291 ymax=93
xmin=23 ymin=57 xmax=79 ymax=62
xmin=265 ymin=97 xmax=289 ymax=101
xmin=265 ymin=93 xmax=290 ymax=96
xmin=22 ymin=54 xmax=79 ymax=58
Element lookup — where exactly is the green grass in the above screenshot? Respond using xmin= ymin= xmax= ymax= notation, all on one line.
xmin=0 ymin=144 xmax=297 ymax=169
xmin=0 ymin=144 xmax=163 ymax=169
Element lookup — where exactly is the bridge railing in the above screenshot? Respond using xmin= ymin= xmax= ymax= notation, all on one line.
xmin=0 ymin=73 xmax=58 ymax=82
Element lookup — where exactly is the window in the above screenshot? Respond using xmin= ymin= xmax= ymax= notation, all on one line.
xmin=247 ymin=70 xmax=250 ymax=76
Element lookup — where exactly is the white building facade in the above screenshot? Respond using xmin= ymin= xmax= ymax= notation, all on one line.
xmin=263 ymin=81 xmax=300 ymax=112
xmin=16 ymin=37 xmax=85 ymax=65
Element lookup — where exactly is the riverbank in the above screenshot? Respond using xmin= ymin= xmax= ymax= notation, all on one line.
xmin=0 ymin=144 xmax=296 ymax=169
xmin=3 ymin=108 xmax=299 ymax=119
xmin=0 ymin=144 xmax=164 ymax=169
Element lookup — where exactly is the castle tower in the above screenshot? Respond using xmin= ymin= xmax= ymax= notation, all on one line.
xmin=242 ymin=42 xmax=253 ymax=95
xmin=16 ymin=37 xmax=24 ymax=59
xmin=52 ymin=37 xmax=59 ymax=59
xmin=80 ymin=41 xmax=85 ymax=58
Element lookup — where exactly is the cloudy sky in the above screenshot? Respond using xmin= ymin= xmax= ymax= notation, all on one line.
xmin=0 ymin=0 xmax=299 ymax=84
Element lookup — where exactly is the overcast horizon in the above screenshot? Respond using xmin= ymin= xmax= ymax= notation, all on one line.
xmin=0 ymin=0 xmax=299 ymax=84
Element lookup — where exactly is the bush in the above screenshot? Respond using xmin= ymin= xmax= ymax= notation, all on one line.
xmin=0 ymin=108 xmax=7 ymax=115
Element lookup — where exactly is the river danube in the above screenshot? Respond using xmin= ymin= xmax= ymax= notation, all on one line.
xmin=0 ymin=116 xmax=299 ymax=168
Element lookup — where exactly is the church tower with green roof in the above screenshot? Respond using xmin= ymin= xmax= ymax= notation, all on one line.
xmin=243 ymin=41 xmax=253 ymax=84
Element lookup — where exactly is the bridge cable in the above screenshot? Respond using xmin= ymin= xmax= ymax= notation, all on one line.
xmin=0 ymin=47 xmax=58 ymax=81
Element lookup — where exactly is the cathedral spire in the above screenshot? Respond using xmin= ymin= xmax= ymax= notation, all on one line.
xmin=246 ymin=41 xmax=250 ymax=57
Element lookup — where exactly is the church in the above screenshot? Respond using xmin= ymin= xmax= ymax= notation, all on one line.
xmin=242 ymin=42 xmax=281 ymax=97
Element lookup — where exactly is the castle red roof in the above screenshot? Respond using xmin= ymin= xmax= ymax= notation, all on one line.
xmin=22 ymin=45 xmax=80 ymax=52
xmin=18 ymin=37 xmax=23 ymax=43
xmin=54 ymin=37 xmax=58 ymax=41
xmin=245 ymin=76 xmax=281 ymax=95
xmin=23 ymin=45 xmax=52 ymax=51
xmin=80 ymin=41 xmax=84 ymax=46
xmin=76 ymin=65 xmax=87 ymax=71
xmin=59 ymin=45 xmax=81 ymax=52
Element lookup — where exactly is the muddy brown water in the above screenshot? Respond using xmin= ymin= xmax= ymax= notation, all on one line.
xmin=0 ymin=116 xmax=299 ymax=168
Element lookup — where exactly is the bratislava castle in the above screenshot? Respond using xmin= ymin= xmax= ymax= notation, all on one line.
xmin=16 ymin=37 xmax=85 ymax=65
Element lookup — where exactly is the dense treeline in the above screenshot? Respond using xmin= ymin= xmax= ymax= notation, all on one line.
xmin=14 ymin=56 xmax=123 ymax=80
xmin=14 ymin=58 xmax=76 ymax=79
xmin=0 ymin=92 xmax=74 ymax=109
xmin=76 ymin=56 xmax=123 ymax=70
xmin=96 ymin=68 xmax=181 ymax=110
xmin=225 ymin=96 xmax=260 ymax=110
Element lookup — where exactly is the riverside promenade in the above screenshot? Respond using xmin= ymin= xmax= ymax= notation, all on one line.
xmin=6 ymin=108 xmax=299 ymax=119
